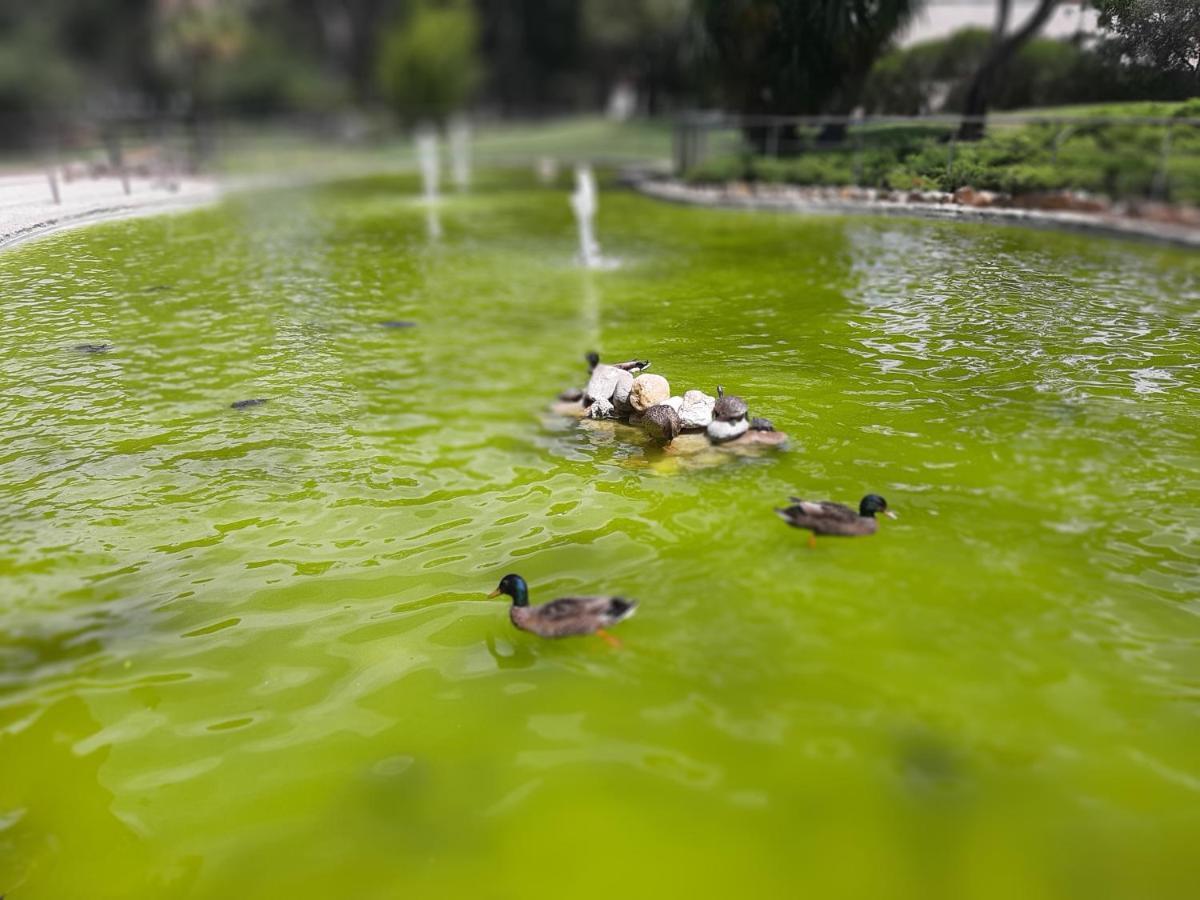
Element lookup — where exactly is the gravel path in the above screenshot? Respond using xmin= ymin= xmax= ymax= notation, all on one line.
xmin=0 ymin=171 xmax=219 ymax=252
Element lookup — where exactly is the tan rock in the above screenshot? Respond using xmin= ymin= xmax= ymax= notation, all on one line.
xmin=629 ymin=373 xmax=671 ymax=412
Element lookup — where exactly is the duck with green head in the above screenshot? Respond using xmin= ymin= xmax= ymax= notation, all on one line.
xmin=488 ymin=573 xmax=637 ymax=646
xmin=775 ymin=494 xmax=897 ymax=547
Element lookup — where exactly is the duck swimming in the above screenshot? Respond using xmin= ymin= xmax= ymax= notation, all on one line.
xmin=775 ymin=494 xmax=896 ymax=547
xmin=488 ymin=573 xmax=637 ymax=645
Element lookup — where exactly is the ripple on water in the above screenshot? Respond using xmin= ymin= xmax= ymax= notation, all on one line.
xmin=0 ymin=183 xmax=1198 ymax=898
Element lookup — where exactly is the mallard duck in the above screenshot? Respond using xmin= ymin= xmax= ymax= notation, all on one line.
xmin=488 ymin=573 xmax=637 ymax=645
xmin=713 ymin=385 xmax=748 ymax=422
xmin=775 ymin=494 xmax=896 ymax=547
xmin=585 ymin=351 xmax=650 ymax=375
xmin=642 ymin=403 xmax=682 ymax=444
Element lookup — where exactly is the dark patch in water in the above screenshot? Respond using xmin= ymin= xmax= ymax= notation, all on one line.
xmin=379 ymin=320 xmax=418 ymax=329
xmin=231 ymin=398 xmax=269 ymax=410
xmin=142 ymin=284 xmax=172 ymax=293
xmin=72 ymin=343 xmax=112 ymax=354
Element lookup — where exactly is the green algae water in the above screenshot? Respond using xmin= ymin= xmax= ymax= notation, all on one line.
xmin=1 ymin=172 xmax=1198 ymax=899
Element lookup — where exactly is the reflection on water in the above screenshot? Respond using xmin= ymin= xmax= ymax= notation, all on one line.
xmin=0 ymin=174 xmax=1198 ymax=899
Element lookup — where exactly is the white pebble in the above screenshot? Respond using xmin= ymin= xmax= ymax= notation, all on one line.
xmin=678 ymin=389 xmax=715 ymax=429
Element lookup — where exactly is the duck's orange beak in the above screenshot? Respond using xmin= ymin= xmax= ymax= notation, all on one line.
xmin=487 ymin=588 xmax=502 ymax=599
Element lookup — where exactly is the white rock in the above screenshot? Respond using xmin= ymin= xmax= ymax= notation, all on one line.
xmin=587 ymin=397 xmax=615 ymax=419
xmin=666 ymin=395 xmax=683 ymax=412
xmin=629 ymin=373 xmax=670 ymax=412
xmin=585 ymin=364 xmax=621 ymax=404
xmin=707 ymin=417 xmax=748 ymax=443
xmin=678 ymin=389 xmax=715 ymax=429
xmin=612 ymin=369 xmax=634 ymax=405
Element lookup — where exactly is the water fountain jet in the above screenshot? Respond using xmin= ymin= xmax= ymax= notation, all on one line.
xmin=449 ymin=117 xmax=471 ymax=192
xmin=415 ymin=127 xmax=440 ymax=204
xmin=570 ymin=165 xmax=602 ymax=269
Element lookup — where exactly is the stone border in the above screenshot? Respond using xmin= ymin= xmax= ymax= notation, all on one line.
xmin=633 ymin=178 xmax=1200 ymax=250
xmin=0 ymin=177 xmax=221 ymax=253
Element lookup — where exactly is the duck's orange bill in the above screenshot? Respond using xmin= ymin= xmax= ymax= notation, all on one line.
xmin=487 ymin=588 xmax=502 ymax=598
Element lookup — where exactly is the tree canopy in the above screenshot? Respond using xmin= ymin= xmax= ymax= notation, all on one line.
xmin=1094 ymin=0 xmax=1200 ymax=81
xmin=697 ymin=0 xmax=921 ymax=116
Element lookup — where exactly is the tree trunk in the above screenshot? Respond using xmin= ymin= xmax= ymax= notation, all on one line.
xmin=957 ymin=0 xmax=1059 ymax=141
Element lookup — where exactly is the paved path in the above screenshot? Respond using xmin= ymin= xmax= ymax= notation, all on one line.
xmin=0 ymin=171 xmax=219 ymax=252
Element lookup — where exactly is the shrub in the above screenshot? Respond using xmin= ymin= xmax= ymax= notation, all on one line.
xmin=376 ymin=3 xmax=482 ymax=126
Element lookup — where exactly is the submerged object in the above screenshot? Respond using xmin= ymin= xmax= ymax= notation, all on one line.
xmin=72 ymin=343 xmax=112 ymax=353
xmin=642 ymin=404 xmax=682 ymax=445
xmin=774 ymin=494 xmax=897 ymax=546
xmin=488 ymin=573 xmax=637 ymax=644
xmin=379 ymin=320 xmax=418 ymax=329
xmin=231 ymin=398 xmax=269 ymax=410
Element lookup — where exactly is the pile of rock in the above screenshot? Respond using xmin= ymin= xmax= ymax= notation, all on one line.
xmin=560 ymin=355 xmax=785 ymax=450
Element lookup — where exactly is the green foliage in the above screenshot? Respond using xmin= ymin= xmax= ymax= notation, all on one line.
xmin=1094 ymin=0 xmax=1200 ymax=76
xmin=0 ymin=21 xmax=83 ymax=124
xmin=210 ymin=32 xmax=346 ymax=116
xmin=686 ymin=102 xmax=1200 ymax=204
xmin=698 ymin=0 xmax=920 ymax=117
xmin=864 ymin=26 xmax=1198 ymax=116
xmin=375 ymin=3 xmax=482 ymax=125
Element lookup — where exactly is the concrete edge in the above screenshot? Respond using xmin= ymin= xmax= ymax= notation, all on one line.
xmin=631 ymin=177 xmax=1200 ymax=251
xmin=0 ymin=190 xmax=223 ymax=254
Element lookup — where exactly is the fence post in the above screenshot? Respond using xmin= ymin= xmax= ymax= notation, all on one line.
xmin=46 ymin=167 xmax=61 ymax=205
xmin=853 ymin=127 xmax=863 ymax=186
xmin=1152 ymin=121 xmax=1173 ymax=201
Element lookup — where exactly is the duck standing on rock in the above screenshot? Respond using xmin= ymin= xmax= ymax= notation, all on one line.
xmin=488 ymin=574 xmax=637 ymax=646
xmin=707 ymin=385 xmax=749 ymax=443
xmin=775 ymin=494 xmax=897 ymax=547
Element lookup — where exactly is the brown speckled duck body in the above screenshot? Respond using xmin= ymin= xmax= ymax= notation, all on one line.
xmin=489 ymin=574 xmax=637 ymax=640
xmin=775 ymin=494 xmax=896 ymax=544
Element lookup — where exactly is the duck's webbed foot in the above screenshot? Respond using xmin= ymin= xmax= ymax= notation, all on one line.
xmin=596 ymin=628 xmax=622 ymax=649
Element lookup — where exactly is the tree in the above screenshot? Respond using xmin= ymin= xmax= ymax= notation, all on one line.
xmin=156 ymin=0 xmax=253 ymax=164
xmin=1094 ymin=0 xmax=1200 ymax=83
xmin=698 ymin=0 xmax=921 ymax=147
xmin=581 ymin=0 xmax=695 ymax=114
xmin=956 ymin=0 xmax=1059 ymax=141
xmin=376 ymin=2 xmax=482 ymax=125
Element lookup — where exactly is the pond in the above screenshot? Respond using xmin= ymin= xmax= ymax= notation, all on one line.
xmin=1 ymin=172 xmax=1198 ymax=899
